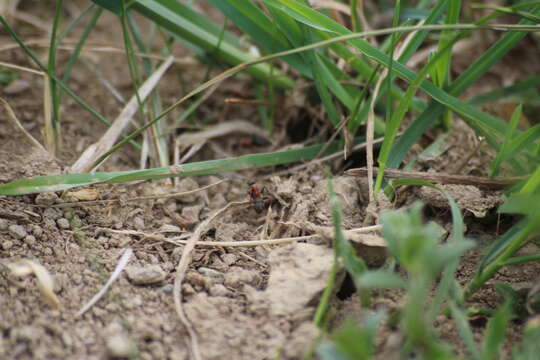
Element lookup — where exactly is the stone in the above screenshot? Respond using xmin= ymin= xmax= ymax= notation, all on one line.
xmin=180 ymin=204 xmax=203 ymax=224
xmin=105 ymin=322 xmax=135 ymax=358
xmin=209 ymin=284 xmax=229 ymax=297
xmin=8 ymin=224 xmax=27 ymax=239
xmin=23 ymin=235 xmax=36 ymax=246
xmin=35 ymin=192 xmax=59 ymax=206
xmin=132 ymin=216 xmax=145 ymax=230
xmin=160 ymin=284 xmax=174 ymax=294
xmin=57 ymin=218 xmax=70 ymax=230
xmin=264 ymin=243 xmax=333 ymax=316
xmin=43 ymin=208 xmax=61 ymax=220
xmin=126 ymin=265 xmax=166 ymax=285
xmin=221 ymin=253 xmax=237 ymax=266
xmin=2 ymin=240 xmax=14 ymax=250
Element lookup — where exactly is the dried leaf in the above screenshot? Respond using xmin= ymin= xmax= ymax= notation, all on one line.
xmin=8 ymin=259 xmax=61 ymax=309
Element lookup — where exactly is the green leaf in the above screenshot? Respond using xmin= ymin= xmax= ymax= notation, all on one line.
xmin=328 ymin=176 xmax=369 ymax=306
xmin=318 ymin=313 xmax=384 ymax=360
xmin=449 ymin=300 xmax=481 ymax=360
xmin=355 ymin=271 xmax=407 ymax=289
xmin=482 ymin=302 xmax=511 ymax=360
xmin=490 ymin=104 xmax=522 ymax=177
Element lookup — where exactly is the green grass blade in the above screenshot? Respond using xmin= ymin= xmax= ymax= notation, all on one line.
xmin=481 ymin=302 xmax=511 ymax=360
xmin=397 ymin=0 xmax=449 ymax=64
xmin=313 ymin=259 xmax=338 ymax=328
xmin=0 ymin=137 xmax=364 ymax=195
xmin=126 ymin=11 xmax=170 ymax=167
xmin=375 ymin=33 xmax=463 ymax=194
xmin=448 ymin=300 xmax=481 ymax=360
xmin=469 ymin=75 xmax=540 ymax=106
xmin=472 ymin=3 xmax=540 ymax=23
xmin=59 ymin=6 xmax=103 ymax=103
xmin=355 ymin=270 xmax=407 ymax=289
xmin=467 ymin=212 xmax=540 ymax=299
xmin=477 ymin=222 xmax=525 ymax=272
xmin=489 ymin=104 xmax=522 ymax=177
xmin=327 ymin=176 xmax=370 ymax=306
xmin=311 ymin=53 xmax=341 ymax=126
xmin=209 ymin=0 xmax=311 ymax=76
xmin=519 ymin=163 xmax=540 ymax=194
xmin=47 ymin=0 xmax=64 ymax=153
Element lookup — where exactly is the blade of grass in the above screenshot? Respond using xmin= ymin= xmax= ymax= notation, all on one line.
xmin=448 ymin=300 xmax=481 ymax=360
xmin=209 ymin=0 xmax=311 ymax=76
xmin=58 ymin=6 xmax=103 ymax=103
xmin=46 ymin=0 xmax=63 ymax=154
xmin=469 ymin=75 xmax=540 ymax=106
xmin=375 ymin=32 xmax=464 ymax=194
xmin=489 ymin=104 xmax=522 ymax=177
xmin=313 ymin=259 xmax=338 ymax=328
xmin=466 ymin=215 xmax=540 ymax=299
xmin=0 ymin=136 xmax=365 ymax=195
xmin=327 ymin=175 xmax=370 ymax=307
xmin=472 ymin=3 xmax=540 ymax=23
xmin=125 ymin=11 xmax=170 ymax=167
xmin=481 ymin=302 xmax=511 ymax=360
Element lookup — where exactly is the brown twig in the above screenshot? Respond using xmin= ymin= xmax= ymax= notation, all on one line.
xmin=344 ymin=167 xmax=523 ymax=190
xmin=173 ymin=201 xmax=244 ymax=360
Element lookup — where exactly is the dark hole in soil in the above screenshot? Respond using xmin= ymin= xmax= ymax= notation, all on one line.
xmin=336 ymin=273 xmax=356 ymax=300
xmin=286 ymin=111 xmax=316 ymax=143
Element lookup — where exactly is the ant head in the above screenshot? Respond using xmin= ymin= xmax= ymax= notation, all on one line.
xmin=247 ymin=179 xmax=256 ymax=186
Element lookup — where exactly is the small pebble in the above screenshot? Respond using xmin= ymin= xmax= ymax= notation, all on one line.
xmin=57 ymin=218 xmax=70 ymax=230
xmin=181 ymin=204 xmax=202 ymax=224
xmin=126 ymin=265 xmax=166 ymax=285
xmin=105 ymin=323 xmax=135 ymax=358
xmin=132 ymin=216 xmax=145 ymax=230
xmin=221 ymin=253 xmax=237 ymax=266
xmin=2 ymin=240 xmax=14 ymax=250
xmin=176 ymin=178 xmax=200 ymax=202
xmin=43 ymin=208 xmax=61 ymax=220
xmin=160 ymin=284 xmax=174 ymax=294
xmin=8 ymin=224 xmax=27 ymax=239
xmin=31 ymin=225 xmax=43 ymax=238
xmin=209 ymin=284 xmax=229 ymax=297
xmin=35 ymin=192 xmax=59 ymax=206
xmin=0 ymin=218 xmax=8 ymax=230
xmin=23 ymin=235 xmax=36 ymax=246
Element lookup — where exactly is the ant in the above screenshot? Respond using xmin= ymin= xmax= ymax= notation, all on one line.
xmin=247 ymin=179 xmax=266 ymax=213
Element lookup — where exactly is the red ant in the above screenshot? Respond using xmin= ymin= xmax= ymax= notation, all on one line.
xmin=247 ymin=180 xmax=266 ymax=213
